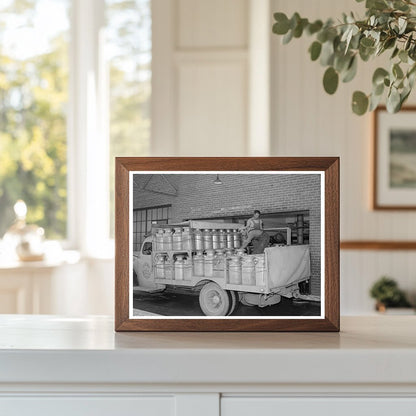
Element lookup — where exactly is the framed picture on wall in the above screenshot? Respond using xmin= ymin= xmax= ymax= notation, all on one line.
xmin=115 ymin=157 xmax=339 ymax=332
xmin=374 ymin=106 xmax=416 ymax=209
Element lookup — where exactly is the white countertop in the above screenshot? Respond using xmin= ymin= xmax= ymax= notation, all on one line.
xmin=0 ymin=315 xmax=415 ymax=387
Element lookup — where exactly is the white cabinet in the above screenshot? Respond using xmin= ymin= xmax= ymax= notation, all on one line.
xmin=1 ymin=397 xmax=175 ymax=416
xmin=222 ymin=398 xmax=416 ymax=416
xmin=1 ymin=316 xmax=416 ymax=416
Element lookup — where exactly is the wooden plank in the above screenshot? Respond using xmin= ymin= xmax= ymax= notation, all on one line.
xmin=341 ymin=241 xmax=416 ymax=250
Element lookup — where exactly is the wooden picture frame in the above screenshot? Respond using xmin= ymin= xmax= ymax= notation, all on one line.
xmin=373 ymin=106 xmax=416 ymax=210
xmin=115 ymin=157 xmax=339 ymax=332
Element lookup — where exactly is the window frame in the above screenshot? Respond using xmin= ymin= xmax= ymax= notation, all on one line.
xmin=67 ymin=0 xmax=110 ymax=257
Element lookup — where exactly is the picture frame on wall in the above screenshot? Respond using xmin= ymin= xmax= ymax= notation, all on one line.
xmin=115 ymin=157 xmax=340 ymax=332
xmin=374 ymin=106 xmax=416 ymax=210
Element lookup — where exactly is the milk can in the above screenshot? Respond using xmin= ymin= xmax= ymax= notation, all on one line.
xmin=174 ymin=255 xmax=185 ymax=280
xmin=226 ymin=229 xmax=233 ymax=249
xmin=194 ymin=229 xmax=204 ymax=251
xmin=193 ymin=251 xmax=204 ymax=276
xmin=155 ymin=254 xmax=166 ymax=278
xmin=164 ymin=258 xmax=173 ymax=280
xmin=204 ymin=249 xmax=215 ymax=277
xmin=163 ymin=228 xmax=173 ymax=251
xmin=232 ymin=230 xmax=241 ymax=249
xmin=182 ymin=228 xmax=193 ymax=250
xmin=212 ymin=230 xmax=220 ymax=249
xmin=173 ymin=227 xmax=183 ymax=251
xmin=219 ymin=229 xmax=226 ymax=249
xmin=155 ymin=229 xmax=164 ymax=251
xmin=183 ymin=256 xmax=192 ymax=280
xmin=214 ymin=249 xmax=226 ymax=273
xmin=254 ymin=254 xmax=266 ymax=286
xmin=228 ymin=255 xmax=242 ymax=285
xmin=203 ymin=229 xmax=213 ymax=250
xmin=225 ymin=248 xmax=234 ymax=258
xmin=242 ymin=256 xmax=256 ymax=286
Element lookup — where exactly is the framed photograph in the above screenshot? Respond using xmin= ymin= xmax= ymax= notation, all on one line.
xmin=374 ymin=106 xmax=416 ymax=209
xmin=115 ymin=157 xmax=339 ymax=332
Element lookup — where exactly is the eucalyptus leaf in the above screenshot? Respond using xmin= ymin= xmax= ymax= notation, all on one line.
xmin=360 ymin=37 xmax=375 ymax=48
xmin=405 ymin=34 xmax=413 ymax=50
xmin=372 ymin=67 xmax=389 ymax=85
xmin=383 ymin=37 xmax=396 ymax=50
xmin=342 ymin=56 xmax=358 ymax=82
xmin=369 ymin=92 xmax=383 ymax=111
xmin=393 ymin=63 xmax=404 ymax=79
xmin=320 ymin=40 xmax=335 ymax=66
xmin=398 ymin=17 xmax=407 ymax=34
xmin=293 ymin=18 xmax=308 ymax=38
xmin=273 ymin=13 xmax=290 ymax=35
xmin=399 ymin=49 xmax=408 ymax=63
xmin=352 ymin=91 xmax=369 ymax=115
xmin=391 ymin=47 xmax=399 ymax=59
xmin=401 ymin=86 xmax=411 ymax=106
xmin=387 ymin=87 xmax=401 ymax=112
xmin=282 ymin=29 xmax=294 ymax=44
xmin=366 ymin=0 xmax=388 ymax=10
xmin=307 ymin=20 xmax=323 ymax=35
xmin=334 ymin=52 xmax=352 ymax=72
xmin=373 ymin=82 xmax=385 ymax=96
xmin=323 ymin=67 xmax=339 ymax=94
xmin=309 ymin=41 xmax=322 ymax=61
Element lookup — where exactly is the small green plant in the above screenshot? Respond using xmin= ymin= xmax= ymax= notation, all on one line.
xmin=370 ymin=276 xmax=411 ymax=308
xmin=272 ymin=0 xmax=416 ymax=115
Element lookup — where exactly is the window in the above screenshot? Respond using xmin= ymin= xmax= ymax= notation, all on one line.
xmin=0 ymin=0 xmax=70 ymax=239
xmin=141 ymin=241 xmax=152 ymax=255
xmin=133 ymin=205 xmax=171 ymax=250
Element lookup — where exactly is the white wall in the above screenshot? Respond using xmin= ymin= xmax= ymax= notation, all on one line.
xmin=152 ymin=0 xmax=251 ymax=156
xmin=271 ymin=0 xmax=416 ymax=313
xmin=77 ymin=0 xmax=416 ymax=316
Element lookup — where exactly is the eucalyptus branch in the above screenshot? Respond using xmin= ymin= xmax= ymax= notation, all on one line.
xmin=272 ymin=0 xmax=416 ymax=115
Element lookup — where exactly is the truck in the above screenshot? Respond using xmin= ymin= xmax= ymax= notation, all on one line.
xmin=133 ymin=220 xmax=312 ymax=316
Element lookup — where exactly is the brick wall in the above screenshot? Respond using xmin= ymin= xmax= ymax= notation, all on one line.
xmin=133 ymin=173 xmax=322 ymax=295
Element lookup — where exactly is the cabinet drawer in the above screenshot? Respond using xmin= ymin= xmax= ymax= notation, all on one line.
xmin=0 ymin=396 xmax=174 ymax=416
xmin=222 ymin=397 xmax=416 ymax=416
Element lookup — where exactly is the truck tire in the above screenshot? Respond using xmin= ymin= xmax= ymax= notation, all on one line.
xmin=199 ymin=282 xmax=230 ymax=316
xmin=227 ymin=290 xmax=239 ymax=316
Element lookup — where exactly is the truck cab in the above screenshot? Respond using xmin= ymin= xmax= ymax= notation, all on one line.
xmin=133 ymin=236 xmax=164 ymax=290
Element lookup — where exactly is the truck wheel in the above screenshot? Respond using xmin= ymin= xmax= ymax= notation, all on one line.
xmin=227 ymin=291 xmax=239 ymax=316
xmin=199 ymin=282 xmax=230 ymax=316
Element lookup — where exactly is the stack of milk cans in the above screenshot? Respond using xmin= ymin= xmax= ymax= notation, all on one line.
xmin=153 ymin=226 xmax=266 ymax=286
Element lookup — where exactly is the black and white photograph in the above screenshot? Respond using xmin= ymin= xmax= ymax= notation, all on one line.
xmin=129 ymin=172 xmax=324 ymax=318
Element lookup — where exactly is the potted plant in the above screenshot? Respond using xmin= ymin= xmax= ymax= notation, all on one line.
xmin=369 ymin=276 xmax=413 ymax=313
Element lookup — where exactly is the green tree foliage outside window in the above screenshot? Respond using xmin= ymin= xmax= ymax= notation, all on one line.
xmin=0 ymin=0 xmax=152 ymax=240
xmin=0 ymin=0 xmax=69 ymax=238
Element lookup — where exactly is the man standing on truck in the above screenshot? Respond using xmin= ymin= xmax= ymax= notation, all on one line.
xmin=241 ymin=210 xmax=264 ymax=250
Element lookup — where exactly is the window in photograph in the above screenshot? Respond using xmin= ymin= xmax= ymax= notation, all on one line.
xmin=0 ymin=0 xmax=70 ymax=239
xmin=133 ymin=205 xmax=171 ymax=250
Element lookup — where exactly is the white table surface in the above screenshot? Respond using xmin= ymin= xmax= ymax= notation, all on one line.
xmin=0 ymin=315 xmax=415 ymax=387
